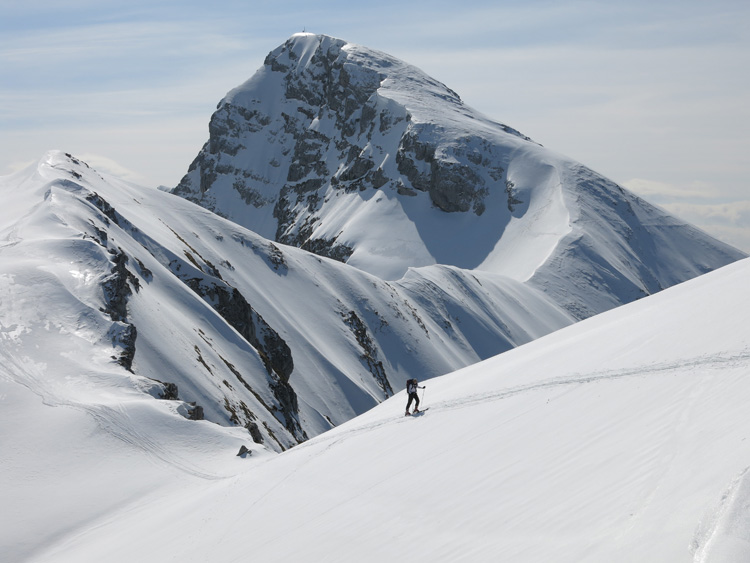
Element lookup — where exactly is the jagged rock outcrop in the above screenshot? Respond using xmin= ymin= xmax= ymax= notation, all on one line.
xmin=179 ymin=274 xmax=304 ymax=442
xmin=236 ymin=445 xmax=252 ymax=457
xmin=185 ymin=279 xmax=294 ymax=381
xmin=245 ymin=421 xmax=264 ymax=444
xmin=186 ymin=402 xmax=204 ymax=420
xmin=343 ymin=310 xmax=393 ymax=398
xmin=158 ymin=381 xmax=179 ymax=400
xmin=100 ymin=248 xmax=139 ymax=371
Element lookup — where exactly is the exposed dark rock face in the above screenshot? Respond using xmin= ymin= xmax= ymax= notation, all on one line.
xmin=343 ymin=310 xmax=394 ymax=398
xmin=158 ymin=381 xmax=179 ymax=400
xmin=269 ymin=376 xmax=307 ymax=441
xmin=301 ymin=237 xmax=353 ymax=263
xmin=245 ymin=421 xmax=264 ymax=444
xmin=83 ymin=192 xmax=149 ymax=374
xmin=179 ymin=274 xmax=305 ymax=441
xmin=505 ymin=180 xmax=522 ymax=212
xmin=396 ymin=131 xmax=489 ymax=214
xmin=113 ymin=324 xmax=137 ymax=372
xmin=184 ymin=280 xmax=294 ymax=381
xmin=101 ymin=249 xmax=138 ymax=322
xmin=100 ymin=247 xmax=140 ymax=372
xmin=86 ymin=192 xmax=120 ymax=226
xmin=187 ymin=402 xmax=204 ymax=420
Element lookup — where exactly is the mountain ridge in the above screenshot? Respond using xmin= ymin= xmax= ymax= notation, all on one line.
xmin=1 ymin=33 xmax=742 ymax=452
xmin=1 ymin=150 xmax=577 ymax=450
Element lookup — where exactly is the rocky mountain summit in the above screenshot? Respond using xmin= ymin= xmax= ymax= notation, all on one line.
xmin=174 ymin=33 xmax=534 ymax=271
xmin=177 ymin=36 xmax=515 ymax=224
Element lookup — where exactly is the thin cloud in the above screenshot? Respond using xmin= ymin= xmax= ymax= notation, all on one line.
xmin=624 ymin=179 xmax=724 ymax=201
xmin=666 ymin=201 xmax=750 ymax=225
xmin=76 ymin=153 xmax=153 ymax=185
xmin=654 ymin=200 xmax=750 ymax=253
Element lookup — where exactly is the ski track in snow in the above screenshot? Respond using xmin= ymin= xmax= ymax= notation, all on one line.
xmin=0 ymin=347 xmax=227 ymax=481
xmin=194 ymin=345 xmax=750 ymax=561
xmin=435 ymin=349 xmax=750 ymax=412
xmin=693 ymin=466 xmax=750 ymax=562
xmin=76 ymin=405 xmax=227 ymax=480
xmin=300 ymin=348 xmax=750 ymax=451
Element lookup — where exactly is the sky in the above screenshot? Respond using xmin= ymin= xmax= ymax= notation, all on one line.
xmin=2 ymin=0 xmax=749 ymax=251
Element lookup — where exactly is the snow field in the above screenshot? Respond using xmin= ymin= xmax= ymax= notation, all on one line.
xmin=28 ymin=256 xmax=750 ymax=562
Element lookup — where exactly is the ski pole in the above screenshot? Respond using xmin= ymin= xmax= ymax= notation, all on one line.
xmin=420 ymin=386 xmax=426 ymax=407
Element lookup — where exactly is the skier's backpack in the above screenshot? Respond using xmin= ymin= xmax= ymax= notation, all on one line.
xmin=407 ymin=378 xmax=416 ymax=393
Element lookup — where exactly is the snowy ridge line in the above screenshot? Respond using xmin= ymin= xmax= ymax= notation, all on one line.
xmin=296 ymin=348 xmax=750 ymax=452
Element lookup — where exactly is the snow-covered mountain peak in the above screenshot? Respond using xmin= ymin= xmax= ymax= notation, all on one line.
xmin=226 ymin=33 xmax=473 ymax=131
xmin=174 ymin=33 xmax=539 ymax=274
xmin=173 ymin=33 xmax=744 ymax=316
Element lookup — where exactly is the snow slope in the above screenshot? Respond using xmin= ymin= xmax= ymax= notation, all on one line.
xmin=21 ymin=250 xmax=750 ymax=563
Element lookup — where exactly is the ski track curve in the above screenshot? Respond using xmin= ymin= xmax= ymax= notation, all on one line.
xmin=693 ymin=466 xmax=750 ymax=562
xmin=0 ymin=347 xmax=230 ymax=481
xmin=299 ymin=348 xmax=750 ymax=451
xmin=222 ymin=347 xmax=750 ymax=559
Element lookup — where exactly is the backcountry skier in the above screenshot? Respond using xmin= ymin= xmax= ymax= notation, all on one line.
xmin=405 ymin=378 xmax=425 ymax=416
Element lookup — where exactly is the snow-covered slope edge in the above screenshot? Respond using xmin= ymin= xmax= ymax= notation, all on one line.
xmin=31 ymin=255 xmax=750 ymax=563
xmin=174 ymin=32 xmax=745 ymax=319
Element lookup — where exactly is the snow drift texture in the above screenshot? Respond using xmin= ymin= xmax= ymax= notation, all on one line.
xmin=1 ymin=32 xmax=748 ymax=563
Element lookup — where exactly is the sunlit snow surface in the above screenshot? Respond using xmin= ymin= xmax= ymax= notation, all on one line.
xmin=1 ymin=33 xmax=748 ymax=562
xmin=0 ymin=158 xmax=747 ymax=561
xmin=14 ymin=251 xmax=750 ymax=563
xmin=177 ymin=33 xmax=743 ymax=319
